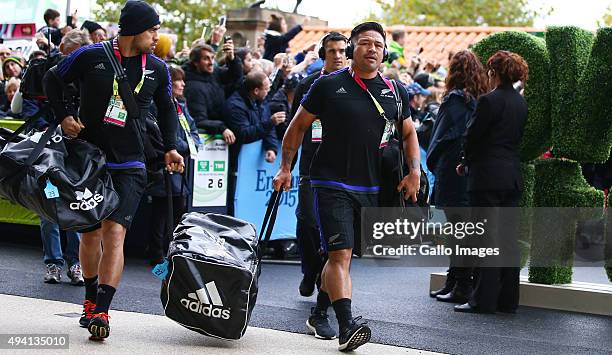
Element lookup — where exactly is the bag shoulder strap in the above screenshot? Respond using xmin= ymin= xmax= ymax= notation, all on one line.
xmin=101 ymin=41 xmax=140 ymax=119
xmin=101 ymin=40 xmax=126 ymax=80
xmin=391 ymin=80 xmax=407 ymax=208
xmin=391 ymin=79 xmax=403 ymax=122
xmin=23 ymin=122 xmax=60 ymax=167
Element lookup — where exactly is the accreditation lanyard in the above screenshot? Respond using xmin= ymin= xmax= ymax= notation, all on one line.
xmin=348 ymin=67 xmax=395 ymax=148
xmin=175 ymin=100 xmax=198 ymax=160
xmin=111 ymin=38 xmax=146 ymax=96
xmin=311 ymin=69 xmax=330 ymax=143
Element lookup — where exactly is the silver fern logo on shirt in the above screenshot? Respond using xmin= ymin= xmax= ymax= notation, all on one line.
xmin=380 ymin=88 xmax=394 ymax=98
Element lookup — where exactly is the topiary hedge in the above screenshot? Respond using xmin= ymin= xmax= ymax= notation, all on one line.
xmin=519 ymin=163 xmax=536 ymax=269
xmin=528 ymin=158 xmax=604 ymax=284
xmin=546 ymin=27 xmax=594 ymax=159
xmin=574 ymin=27 xmax=612 ymax=163
xmin=606 ymin=209 xmax=612 ymax=282
xmin=472 ymin=31 xmax=551 ymax=162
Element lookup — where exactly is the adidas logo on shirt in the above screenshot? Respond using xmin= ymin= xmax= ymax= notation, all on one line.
xmin=336 ymin=87 xmax=347 ymax=94
xmin=94 ymin=63 xmax=106 ymax=70
xmin=180 ymin=281 xmax=231 ymax=320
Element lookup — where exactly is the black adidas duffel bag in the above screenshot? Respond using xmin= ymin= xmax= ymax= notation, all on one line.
xmin=161 ymin=191 xmax=281 ymax=340
xmin=0 ymin=121 xmax=119 ymax=231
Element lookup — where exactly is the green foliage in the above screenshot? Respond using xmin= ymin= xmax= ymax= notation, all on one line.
xmin=520 ymin=163 xmax=536 ymax=207
xmin=528 ymin=159 xmax=605 ymax=284
xmin=93 ymin=0 xmax=250 ymax=47
xmin=472 ymin=31 xmax=551 ymax=161
xmin=366 ymin=0 xmax=544 ymax=26
xmin=532 ymin=159 xmax=604 ymax=208
xmin=606 ymin=210 xmax=612 ymax=282
xmin=573 ymin=27 xmax=612 ymax=163
xmin=519 ymin=164 xmax=536 ymax=269
xmin=546 ymin=27 xmax=594 ymax=160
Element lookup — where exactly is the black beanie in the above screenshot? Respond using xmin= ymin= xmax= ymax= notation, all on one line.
xmin=119 ymin=0 xmax=160 ymax=36
xmin=81 ymin=20 xmax=104 ymax=34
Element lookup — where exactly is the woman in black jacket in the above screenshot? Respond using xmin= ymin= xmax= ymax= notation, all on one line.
xmin=455 ymin=51 xmax=529 ymax=314
xmin=427 ymin=50 xmax=489 ymax=303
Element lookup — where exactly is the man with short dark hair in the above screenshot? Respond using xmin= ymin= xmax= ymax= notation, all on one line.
xmin=287 ymin=31 xmax=347 ymax=341
xmin=183 ymin=41 xmax=242 ymax=145
xmin=43 ymin=0 xmax=183 ymax=340
xmin=38 ymin=8 xmax=68 ymax=46
xmin=274 ymin=22 xmax=421 ymax=351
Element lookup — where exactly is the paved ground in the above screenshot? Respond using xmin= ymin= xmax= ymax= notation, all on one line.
xmin=0 ymin=294 xmax=427 ymax=354
xmin=1 ymin=240 xmax=611 ymax=355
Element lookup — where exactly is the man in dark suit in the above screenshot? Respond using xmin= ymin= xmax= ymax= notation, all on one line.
xmin=455 ymin=50 xmax=529 ymax=314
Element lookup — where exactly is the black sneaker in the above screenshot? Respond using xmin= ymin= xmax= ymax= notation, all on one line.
xmin=338 ymin=316 xmax=371 ymax=352
xmin=79 ymin=300 xmax=96 ymax=328
xmin=88 ymin=312 xmax=110 ymax=340
xmin=306 ymin=307 xmax=336 ymax=340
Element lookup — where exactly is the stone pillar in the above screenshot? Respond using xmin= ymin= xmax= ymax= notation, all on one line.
xmin=226 ymin=7 xmax=327 ymax=48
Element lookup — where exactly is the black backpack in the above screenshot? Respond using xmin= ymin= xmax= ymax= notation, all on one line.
xmin=20 ymin=54 xmax=61 ymax=99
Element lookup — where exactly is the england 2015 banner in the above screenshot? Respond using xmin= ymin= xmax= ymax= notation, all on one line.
xmin=192 ymin=134 xmax=228 ymax=207
xmin=235 ymin=141 xmax=299 ymax=241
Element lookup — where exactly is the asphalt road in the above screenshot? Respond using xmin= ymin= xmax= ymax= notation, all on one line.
xmin=1 ymin=237 xmax=611 ymax=355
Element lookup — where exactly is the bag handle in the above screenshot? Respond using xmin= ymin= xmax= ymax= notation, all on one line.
xmin=257 ymin=190 xmax=282 ymax=263
xmin=1 ymin=106 xmax=51 ymax=148
xmin=101 ymin=41 xmax=141 ymax=119
xmin=22 ymin=122 xmax=60 ymax=167
xmin=165 ymin=170 xmax=174 ymax=241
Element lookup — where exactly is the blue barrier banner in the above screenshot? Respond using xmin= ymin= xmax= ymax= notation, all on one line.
xmin=234 ymin=141 xmax=299 ymax=240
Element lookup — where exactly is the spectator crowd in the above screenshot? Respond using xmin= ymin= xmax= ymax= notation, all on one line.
xmin=4 ymin=6 xmax=608 ymax=295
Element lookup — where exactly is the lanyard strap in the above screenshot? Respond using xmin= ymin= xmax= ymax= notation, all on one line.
xmin=112 ymin=38 xmax=146 ymax=95
xmin=348 ymin=67 xmax=394 ymax=120
xmin=175 ymin=99 xmax=198 ymax=159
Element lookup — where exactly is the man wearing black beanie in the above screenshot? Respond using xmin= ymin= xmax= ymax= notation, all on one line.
xmin=81 ymin=20 xmax=106 ymax=43
xmin=43 ymin=0 xmax=183 ymax=341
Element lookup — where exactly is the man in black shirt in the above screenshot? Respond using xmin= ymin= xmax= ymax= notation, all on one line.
xmin=43 ymin=0 xmax=183 ymax=341
xmin=274 ymin=22 xmax=421 ymax=351
xmin=289 ymin=32 xmax=347 ymax=340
